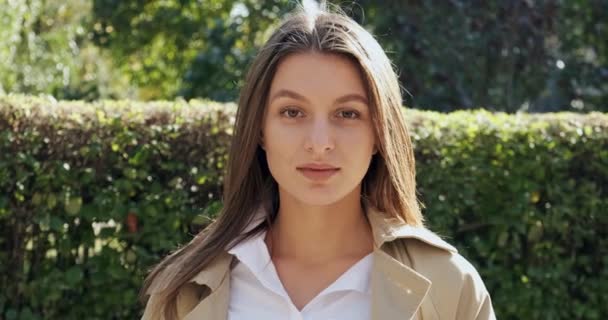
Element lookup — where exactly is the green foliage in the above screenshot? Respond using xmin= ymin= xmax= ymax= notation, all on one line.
xmin=1 ymin=95 xmax=607 ymax=319
xmin=0 ymin=0 xmax=131 ymax=101
xmin=0 ymin=94 xmax=233 ymax=319
xmin=2 ymin=1 xmax=607 ymax=111
xmin=89 ymin=0 xmax=608 ymax=111
xmin=345 ymin=0 xmax=608 ymax=112
xmin=408 ymin=109 xmax=608 ymax=318
xmin=91 ymin=0 xmax=292 ymax=101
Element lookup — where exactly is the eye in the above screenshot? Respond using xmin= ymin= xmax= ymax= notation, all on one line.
xmin=279 ymin=107 xmax=304 ymax=118
xmin=338 ymin=110 xmax=360 ymax=119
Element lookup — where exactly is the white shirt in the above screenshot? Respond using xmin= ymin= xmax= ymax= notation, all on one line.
xmin=227 ymin=230 xmax=373 ymax=320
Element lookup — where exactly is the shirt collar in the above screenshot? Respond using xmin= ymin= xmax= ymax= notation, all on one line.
xmin=228 ymin=230 xmax=374 ymax=294
xmin=226 ymin=230 xmax=269 ymax=275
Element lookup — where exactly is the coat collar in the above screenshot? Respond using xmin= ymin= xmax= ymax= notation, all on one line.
xmin=364 ymin=202 xmax=457 ymax=253
xmin=185 ymin=202 xmax=457 ymax=320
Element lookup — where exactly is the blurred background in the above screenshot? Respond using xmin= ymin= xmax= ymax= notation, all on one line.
xmin=1 ymin=0 xmax=606 ymax=112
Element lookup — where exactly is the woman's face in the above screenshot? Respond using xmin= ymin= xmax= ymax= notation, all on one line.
xmin=261 ymin=52 xmax=377 ymax=206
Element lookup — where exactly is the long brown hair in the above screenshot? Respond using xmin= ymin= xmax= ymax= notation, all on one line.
xmin=140 ymin=2 xmax=424 ymax=318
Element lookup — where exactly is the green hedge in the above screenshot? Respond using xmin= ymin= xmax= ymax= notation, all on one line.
xmin=0 ymin=94 xmax=606 ymax=319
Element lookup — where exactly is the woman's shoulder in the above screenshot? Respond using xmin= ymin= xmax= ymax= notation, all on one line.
xmin=381 ymin=225 xmax=485 ymax=285
xmin=401 ymin=235 xmax=487 ymax=287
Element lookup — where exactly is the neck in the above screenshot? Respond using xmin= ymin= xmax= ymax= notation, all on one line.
xmin=265 ymin=186 xmax=374 ymax=265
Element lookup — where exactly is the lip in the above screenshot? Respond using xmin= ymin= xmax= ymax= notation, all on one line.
xmin=296 ymin=163 xmax=339 ymax=170
xmin=297 ymin=166 xmax=340 ymax=182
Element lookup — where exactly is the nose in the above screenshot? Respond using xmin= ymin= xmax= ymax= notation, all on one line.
xmin=304 ymin=117 xmax=335 ymax=155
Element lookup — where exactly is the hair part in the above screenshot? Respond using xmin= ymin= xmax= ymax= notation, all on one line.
xmin=139 ymin=2 xmax=424 ymax=318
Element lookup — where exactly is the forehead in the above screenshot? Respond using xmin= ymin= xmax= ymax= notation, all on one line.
xmin=268 ymin=52 xmax=368 ymax=100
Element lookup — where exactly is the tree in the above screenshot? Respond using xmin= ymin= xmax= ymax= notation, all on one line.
xmin=0 ymin=0 xmax=127 ymax=100
xmin=343 ymin=0 xmax=608 ymax=112
xmin=91 ymin=0 xmax=293 ymax=101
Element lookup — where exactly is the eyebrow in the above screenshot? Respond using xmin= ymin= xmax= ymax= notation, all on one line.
xmin=269 ymin=89 xmax=369 ymax=105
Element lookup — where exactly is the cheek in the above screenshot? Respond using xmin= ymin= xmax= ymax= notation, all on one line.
xmin=339 ymin=125 xmax=376 ymax=153
xmin=262 ymin=122 xmax=300 ymax=166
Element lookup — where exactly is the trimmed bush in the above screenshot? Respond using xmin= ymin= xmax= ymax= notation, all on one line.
xmin=0 ymin=94 xmax=606 ymax=319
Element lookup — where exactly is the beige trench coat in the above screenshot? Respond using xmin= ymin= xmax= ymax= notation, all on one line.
xmin=142 ymin=204 xmax=496 ymax=319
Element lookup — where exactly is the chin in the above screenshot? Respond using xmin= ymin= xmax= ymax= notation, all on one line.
xmin=287 ymin=187 xmax=348 ymax=207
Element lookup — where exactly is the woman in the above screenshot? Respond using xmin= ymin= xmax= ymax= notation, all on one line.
xmin=141 ymin=2 xmax=496 ymax=319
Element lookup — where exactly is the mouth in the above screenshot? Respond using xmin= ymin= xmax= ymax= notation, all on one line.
xmin=297 ymin=167 xmax=340 ymax=181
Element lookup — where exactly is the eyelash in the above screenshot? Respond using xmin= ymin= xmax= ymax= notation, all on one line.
xmin=279 ymin=107 xmax=361 ymax=120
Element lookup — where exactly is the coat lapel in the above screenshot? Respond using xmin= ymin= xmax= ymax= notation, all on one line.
xmin=370 ymin=249 xmax=431 ymax=320
xmin=183 ymin=278 xmax=230 ymax=320
xmin=183 ymin=251 xmax=232 ymax=320
xmin=366 ymin=203 xmax=454 ymax=320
